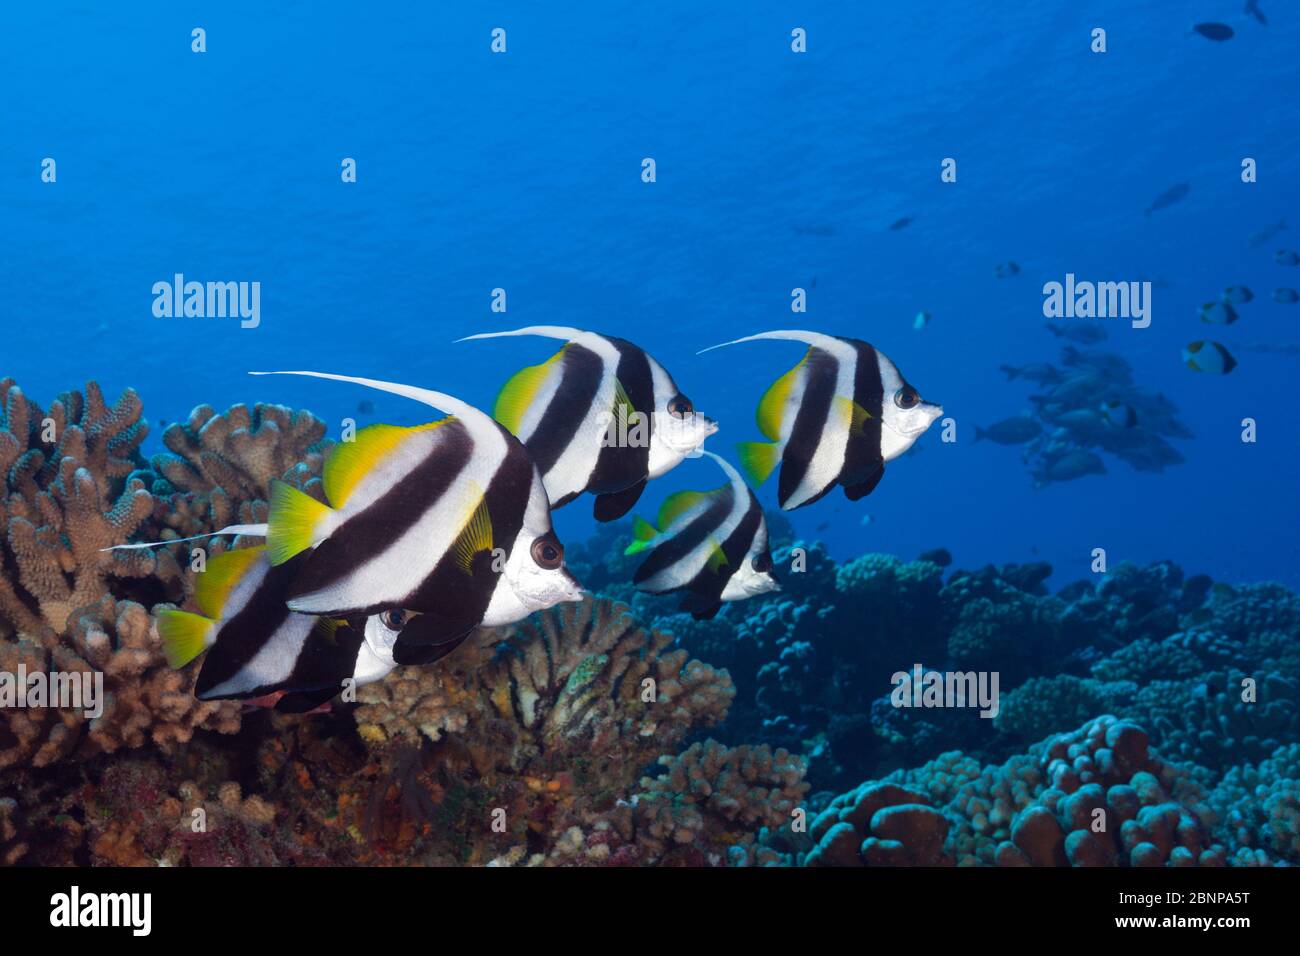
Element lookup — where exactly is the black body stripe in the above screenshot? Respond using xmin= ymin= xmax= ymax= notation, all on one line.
xmin=778 ymin=347 xmax=839 ymax=506
xmin=589 ymin=338 xmax=654 ymax=494
xmin=525 ymin=343 xmax=604 ymax=476
xmin=400 ymin=437 xmax=536 ymax=620
xmin=842 ymin=339 xmax=885 ymax=485
xmin=682 ymin=495 xmax=762 ymax=604
xmin=283 ymin=617 xmax=366 ymax=692
xmin=633 ymin=487 xmax=734 ymax=587
xmin=195 ymin=553 xmax=302 ymax=697
xmin=285 ymin=422 xmax=476 ymax=614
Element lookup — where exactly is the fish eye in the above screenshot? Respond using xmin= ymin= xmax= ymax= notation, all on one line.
xmin=894 ymin=386 xmax=920 ymax=410
xmin=530 ymin=535 xmax=564 ymax=570
xmin=381 ymin=609 xmax=413 ymax=631
xmin=668 ymin=394 xmax=694 ymax=419
xmin=752 ymin=553 xmax=773 ymax=574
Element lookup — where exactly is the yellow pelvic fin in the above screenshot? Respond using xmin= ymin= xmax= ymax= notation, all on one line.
xmin=835 ymin=395 xmax=875 ymax=436
xmin=193 ymin=545 xmax=265 ymax=619
xmin=452 ymin=487 xmax=494 ymax=576
xmin=657 ymin=490 xmax=708 ymax=530
xmin=613 ymin=377 xmax=637 ymax=422
xmin=495 ymin=346 xmax=567 ymax=434
xmin=736 ymin=441 xmax=780 ymax=487
xmin=624 ymin=516 xmax=658 ymax=555
xmin=267 ymin=482 xmax=332 ymax=566
xmin=704 ymin=538 xmax=729 ymax=574
xmin=156 ymin=609 xmax=215 ymax=669
xmin=324 ymin=420 xmax=450 ymax=509
xmin=756 ymin=350 xmax=809 ymax=441
xmin=312 ymin=618 xmax=346 ymax=647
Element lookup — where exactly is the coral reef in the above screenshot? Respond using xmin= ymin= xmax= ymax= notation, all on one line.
xmin=1 ymin=381 xmax=329 ymax=773
xmin=1 ymin=378 xmax=1295 ymax=869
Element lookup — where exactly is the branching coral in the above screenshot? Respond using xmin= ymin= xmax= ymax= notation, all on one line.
xmin=1 ymin=379 xmax=156 ymax=637
xmin=1 ymin=381 xmax=328 ymax=772
xmin=146 ymin=401 xmax=329 ymax=539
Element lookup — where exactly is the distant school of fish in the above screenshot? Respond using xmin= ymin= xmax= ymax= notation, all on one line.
xmin=114 ymin=327 xmax=942 ymax=709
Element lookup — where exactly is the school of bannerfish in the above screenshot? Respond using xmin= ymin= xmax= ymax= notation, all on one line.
xmin=111 ymin=327 xmax=941 ymax=710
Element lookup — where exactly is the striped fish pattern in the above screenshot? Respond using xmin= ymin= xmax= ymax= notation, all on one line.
xmin=256 ymin=371 xmax=584 ymax=655
xmin=156 ymin=548 xmax=374 ymax=712
xmin=624 ymin=451 xmax=778 ymax=620
xmin=458 ymin=326 xmax=717 ymax=521
xmin=700 ymin=330 xmax=942 ymax=510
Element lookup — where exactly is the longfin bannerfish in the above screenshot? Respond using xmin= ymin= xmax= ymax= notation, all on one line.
xmin=698 ymin=330 xmax=942 ymax=510
xmin=155 ymin=547 xmax=392 ymax=711
xmin=625 ymin=451 xmax=778 ymax=620
xmin=251 ymin=371 xmax=584 ymax=655
xmin=455 ymin=326 xmax=717 ymax=521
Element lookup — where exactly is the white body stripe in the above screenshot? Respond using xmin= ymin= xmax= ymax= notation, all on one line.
xmin=290 ymin=424 xmax=508 ymax=613
xmin=785 ymin=337 xmax=859 ymax=510
xmin=202 ymin=613 xmax=319 ymax=698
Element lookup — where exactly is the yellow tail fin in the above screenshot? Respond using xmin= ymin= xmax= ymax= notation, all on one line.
xmin=267 ymin=482 xmax=332 ymax=565
xmin=156 ymin=609 xmax=215 ymax=668
xmin=736 ymin=441 xmax=780 ymax=486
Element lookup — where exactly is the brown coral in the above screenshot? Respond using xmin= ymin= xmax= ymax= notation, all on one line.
xmin=356 ymin=598 xmax=734 ymax=774
xmin=1 ymin=379 xmax=156 ymax=637
xmin=147 ymin=401 xmax=328 ymax=539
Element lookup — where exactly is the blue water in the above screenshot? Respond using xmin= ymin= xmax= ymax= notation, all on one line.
xmin=4 ymin=2 xmax=1298 ymax=588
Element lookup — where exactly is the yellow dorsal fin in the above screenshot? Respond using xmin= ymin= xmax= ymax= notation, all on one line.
xmin=194 ymin=545 xmax=266 ymax=618
xmin=324 ymin=420 xmax=449 ymax=508
xmin=835 ymin=395 xmax=874 ymax=436
xmin=736 ymin=441 xmax=780 ymax=487
xmin=495 ymin=346 xmax=567 ymax=434
xmin=452 ymin=485 xmax=494 ymax=576
xmin=756 ymin=350 xmax=809 ymax=441
xmin=657 ymin=490 xmax=708 ymax=530
xmin=156 ymin=609 xmax=215 ymax=668
xmin=266 ymin=482 xmax=333 ymax=565
xmin=704 ymin=538 xmax=729 ymax=574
